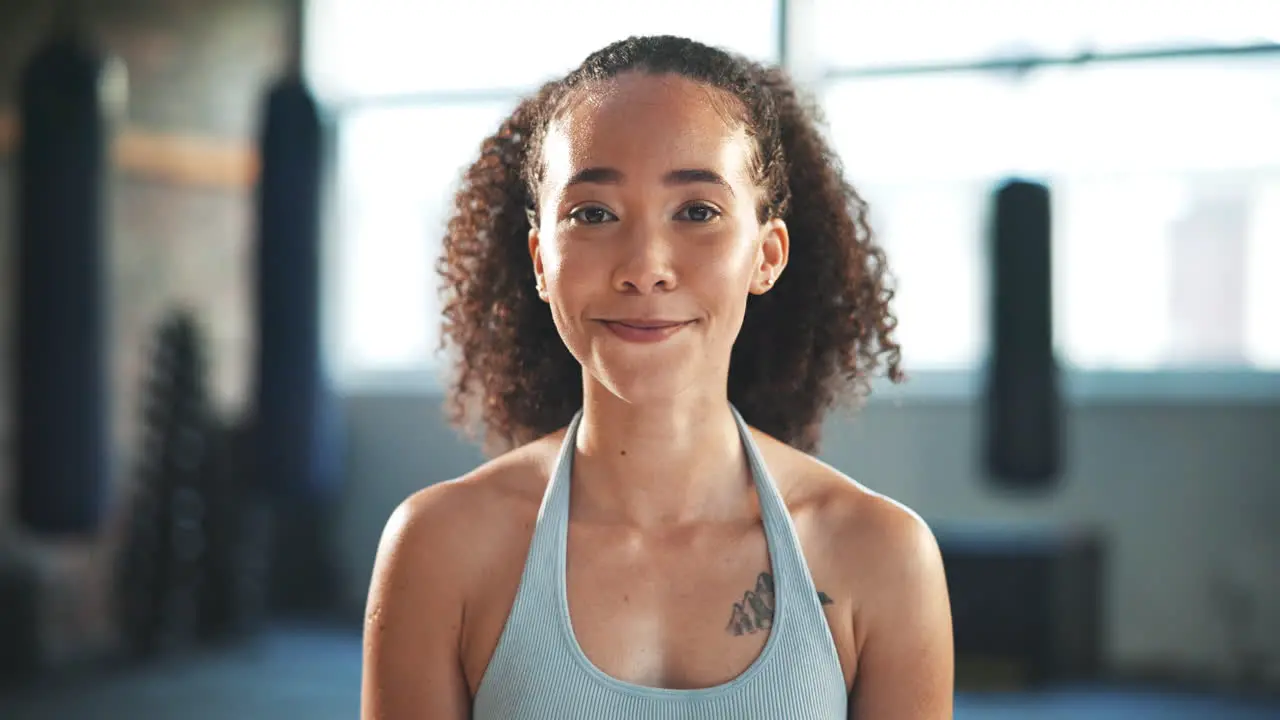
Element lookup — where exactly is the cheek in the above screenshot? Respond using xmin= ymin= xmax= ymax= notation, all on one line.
xmin=541 ymin=239 xmax=601 ymax=328
xmin=697 ymin=236 xmax=759 ymax=291
xmin=543 ymin=244 xmax=592 ymax=296
xmin=536 ymin=233 xmax=574 ymax=285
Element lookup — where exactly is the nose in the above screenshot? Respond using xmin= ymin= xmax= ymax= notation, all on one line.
xmin=611 ymin=230 xmax=676 ymax=295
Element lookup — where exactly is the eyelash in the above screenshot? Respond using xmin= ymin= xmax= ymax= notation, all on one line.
xmin=569 ymin=203 xmax=722 ymax=225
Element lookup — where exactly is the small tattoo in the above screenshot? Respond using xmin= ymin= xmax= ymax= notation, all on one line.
xmin=726 ymin=573 xmax=835 ymax=635
xmin=727 ymin=573 xmax=774 ymax=635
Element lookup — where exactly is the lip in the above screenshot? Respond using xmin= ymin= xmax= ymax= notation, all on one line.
xmin=597 ymin=319 xmax=694 ymax=343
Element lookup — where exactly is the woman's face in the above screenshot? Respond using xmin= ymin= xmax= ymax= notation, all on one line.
xmin=529 ymin=72 xmax=788 ymax=405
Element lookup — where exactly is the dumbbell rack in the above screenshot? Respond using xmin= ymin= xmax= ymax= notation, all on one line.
xmin=116 ymin=309 xmax=212 ymax=658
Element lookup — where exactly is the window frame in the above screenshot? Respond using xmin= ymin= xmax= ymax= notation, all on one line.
xmin=312 ymin=0 xmax=1280 ymax=404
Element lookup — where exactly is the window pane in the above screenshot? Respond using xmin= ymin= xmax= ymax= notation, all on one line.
xmin=812 ymin=0 xmax=1279 ymax=71
xmin=306 ymin=0 xmax=779 ymax=102
xmin=821 ymin=56 xmax=1280 ymax=370
xmin=822 ymin=83 xmax=995 ymax=370
xmin=851 ymin=182 xmax=988 ymax=371
xmin=1058 ymin=171 xmax=1279 ymax=370
xmin=335 ymin=101 xmax=517 ymax=372
xmin=1245 ymin=180 xmax=1280 ymax=367
xmin=821 ymin=74 xmax=1016 ymax=183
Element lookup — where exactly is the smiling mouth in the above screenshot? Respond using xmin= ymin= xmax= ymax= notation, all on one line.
xmin=597 ymin=319 xmax=694 ymax=343
xmin=605 ymin=320 xmax=691 ymax=330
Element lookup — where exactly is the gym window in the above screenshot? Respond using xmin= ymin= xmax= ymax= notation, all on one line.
xmin=308 ymin=0 xmax=1280 ymax=401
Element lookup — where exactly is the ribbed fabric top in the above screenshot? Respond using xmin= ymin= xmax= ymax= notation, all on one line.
xmin=472 ymin=406 xmax=848 ymax=719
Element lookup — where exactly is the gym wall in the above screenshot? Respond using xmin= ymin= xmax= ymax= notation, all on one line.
xmin=0 ymin=0 xmax=288 ymax=663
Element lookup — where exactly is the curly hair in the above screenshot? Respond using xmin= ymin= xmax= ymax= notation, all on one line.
xmin=437 ymin=35 xmax=902 ymax=454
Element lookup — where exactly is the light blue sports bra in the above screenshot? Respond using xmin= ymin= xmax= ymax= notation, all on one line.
xmin=472 ymin=405 xmax=847 ymax=718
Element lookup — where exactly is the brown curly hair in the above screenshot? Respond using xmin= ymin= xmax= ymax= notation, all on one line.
xmin=437 ymin=35 xmax=903 ymax=454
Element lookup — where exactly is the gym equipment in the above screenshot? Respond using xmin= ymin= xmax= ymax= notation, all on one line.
xmin=252 ymin=75 xmax=335 ymax=500
xmin=13 ymin=28 xmax=111 ymax=536
xmin=198 ymin=418 xmax=273 ymax=642
xmin=939 ymin=525 xmax=1104 ymax=689
xmin=0 ymin=555 xmax=42 ymax=685
xmin=252 ymin=74 xmax=344 ymax=613
xmin=983 ymin=179 xmax=1063 ymax=489
xmin=116 ymin=310 xmax=214 ymax=657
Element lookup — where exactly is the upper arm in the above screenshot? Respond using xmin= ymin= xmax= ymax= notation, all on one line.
xmin=848 ymin=504 xmax=954 ymax=719
xmin=362 ymin=485 xmax=473 ymax=720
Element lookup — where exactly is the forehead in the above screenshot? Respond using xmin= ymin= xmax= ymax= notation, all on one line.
xmin=542 ymin=74 xmax=754 ymax=184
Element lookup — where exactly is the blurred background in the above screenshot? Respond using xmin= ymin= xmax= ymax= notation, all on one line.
xmin=0 ymin=0 xmax=1277 ymax=718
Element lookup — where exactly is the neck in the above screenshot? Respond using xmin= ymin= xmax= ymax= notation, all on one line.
xmin=571 ymin=376 xmax=754 ymax=528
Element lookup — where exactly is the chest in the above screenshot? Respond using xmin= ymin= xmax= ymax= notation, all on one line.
xmin=566 ymin=520 xmax=780 ymax=689
xmin=461 ymin=511 xmax=859 ymax=696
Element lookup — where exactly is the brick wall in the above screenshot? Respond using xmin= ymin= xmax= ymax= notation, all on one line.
xmin=0 ymin=0 xmax=289 ymax=663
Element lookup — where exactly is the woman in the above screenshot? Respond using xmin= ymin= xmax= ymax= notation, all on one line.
xmin=363 ymin=35 xmax=953 ymax=719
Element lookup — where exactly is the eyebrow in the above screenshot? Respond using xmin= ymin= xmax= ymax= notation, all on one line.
xmin=564 ymin=167 xmax=735 ymax=197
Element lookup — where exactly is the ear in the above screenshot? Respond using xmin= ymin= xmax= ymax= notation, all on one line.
xmin=750 ymin=217 xmax=789 ymax=295
xmin=528 ymin=227 xmax=549 ymax=302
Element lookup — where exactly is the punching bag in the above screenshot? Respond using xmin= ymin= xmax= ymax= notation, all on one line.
xmin=252 ymin=76 xmax=338 ymax=502
xmin=983 ymin=179 xmax=1062 ymax=489
xmin=13 ymin=33 xmax=111 ymax=535
xmin=252 ymin=75 xmax=342 ymax=613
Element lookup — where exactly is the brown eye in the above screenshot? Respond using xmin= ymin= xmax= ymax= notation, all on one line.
xmin=570 ymin=206 xmax=616 ymax=224
xmin=677 ymin=203 xmax=721 ymax=223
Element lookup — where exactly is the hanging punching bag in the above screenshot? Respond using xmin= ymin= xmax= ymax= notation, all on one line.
xmin=252 ymin=76 xmax=339 ymax=501
xmin=983 ymin=179 xmax=1062 ymax=489
xmin=14 ymin=32 xmax=111 ymax=536
xmin=252 ymin=74 xmax=343 ymax=614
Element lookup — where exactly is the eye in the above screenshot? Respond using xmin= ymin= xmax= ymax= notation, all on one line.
xmin=569 ymin=206 xmax=616 ymax=224
xmin=677 ymin=203 xmax=722 ymax=223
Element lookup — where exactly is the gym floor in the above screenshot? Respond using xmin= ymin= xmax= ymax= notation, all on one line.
xmin=0 ymin=626 xmax=1276 ymax=720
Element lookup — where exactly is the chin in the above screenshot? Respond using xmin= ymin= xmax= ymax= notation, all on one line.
xmin=569 ymin=329 xmax=728 ymax=406
xmin=587 ymin=362 xmax=706 ymax=407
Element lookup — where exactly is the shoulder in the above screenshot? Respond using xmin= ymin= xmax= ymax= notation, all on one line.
xmin=362 ymin=432 xmax=566 ymax=716
xmin=369 ymin=430 xmax=566 ymax=608
xmin=754 ymin=429 xmax=941 ymax=564
xmin=757 ymin=430 xmax=953 ymax=710
xmin=752 ymin=429 xmax=948 ymax=620
xmin=815 ymin=466 xmax=943 ymax=585
xmin=390 ymin=432 xmax=560 ymax=533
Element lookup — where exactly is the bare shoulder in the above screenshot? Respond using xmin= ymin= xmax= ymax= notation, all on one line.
xmin=753 ymin=430 xmax=954 ymax=716
xmin=366 ymin=430 xmax=565 ymax=637
xmin=813 ymin=464 xmax=942 ymax=578
xmin=753 ymin=430 xmax=940 ymax=561
xmin=362 ymin=433 xmax=565 ymax=719
xmin=751 ymin=429 xmax=948 ymax=615
xmin=373 ymin=429 xmax=565 ymax=592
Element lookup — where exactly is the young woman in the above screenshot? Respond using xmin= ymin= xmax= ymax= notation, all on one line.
xmin=363 ymin=35 xmax=954 ymax=719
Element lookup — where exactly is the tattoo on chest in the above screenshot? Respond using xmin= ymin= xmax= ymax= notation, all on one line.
xmin=726 ymin=572 xmax=835 ymax=636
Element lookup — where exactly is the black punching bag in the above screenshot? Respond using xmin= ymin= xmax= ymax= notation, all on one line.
xmin=252 ymin=76 xmax=340 ymax=502
xmin=14 ymin=33 xmax=111 ymax=535
xmin=983 ymin=179 xmax=1062 ymax=489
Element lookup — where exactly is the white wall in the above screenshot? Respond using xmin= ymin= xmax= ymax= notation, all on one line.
xmin=335 ymin=390 xmax=1280 ymax=683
